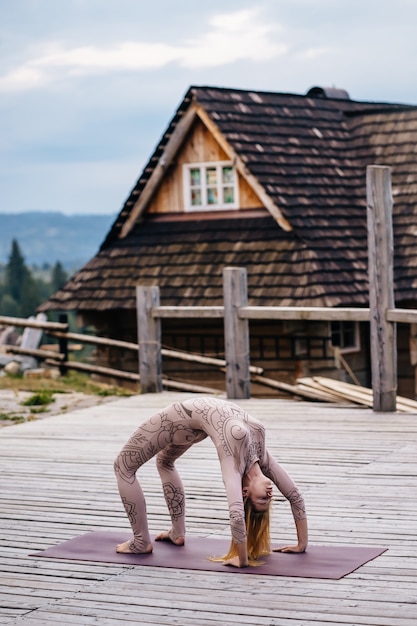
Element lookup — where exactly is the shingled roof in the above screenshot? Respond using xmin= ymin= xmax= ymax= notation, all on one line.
xmin=40 ymin=85 xmax=417 ymax=312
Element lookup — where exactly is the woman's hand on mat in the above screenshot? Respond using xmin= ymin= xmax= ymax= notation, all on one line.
xmin=154 ymin=531 xmax=185 ymax=546
xmin=273 ymin=544 xmax=306 ymax=553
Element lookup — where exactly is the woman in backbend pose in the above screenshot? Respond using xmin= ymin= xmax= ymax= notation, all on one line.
xmin=114 ymin=396 xmax=308 ymax=567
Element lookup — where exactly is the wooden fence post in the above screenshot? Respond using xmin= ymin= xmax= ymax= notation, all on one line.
xmin=223 ymin=267 xmax=250 ymax=399
xmin=366 ymin=165 xmax=397 ymax=411
xmin=136 ymin=285 xmax=162 ymax=393
xmin=58 ymin=313 xmax=68 ymax=376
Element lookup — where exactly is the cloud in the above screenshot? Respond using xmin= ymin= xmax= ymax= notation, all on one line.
xmin=0 ymin=65 xmax=47 ymax=92
xmin=0 ymin=8 xmax=286 ymax=93
xmin=180 ymin=9 xmax=286 ymax=68
xmin=47 ymin=42 xmax=181 ymax=71
xmin=296 ymin=47 xmax=330 ymax=60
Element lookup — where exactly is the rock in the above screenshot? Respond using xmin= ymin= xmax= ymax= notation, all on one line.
xmin=4 ymin=360 xmax=22 ymax=376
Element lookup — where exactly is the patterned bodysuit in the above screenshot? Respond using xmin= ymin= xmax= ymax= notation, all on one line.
xmin=114 ymin=397 xmax=306 ymax=552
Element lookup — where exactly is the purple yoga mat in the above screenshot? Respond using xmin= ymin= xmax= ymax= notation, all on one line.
xmin=29 ymin=531 xmax=387 ymax=579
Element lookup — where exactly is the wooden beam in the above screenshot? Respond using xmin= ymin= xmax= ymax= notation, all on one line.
xmin=162 ymin=347 xmax=263 ymax=375
xmin=386 ymin=308 xmax=417 ymax=324
xmin=44 ymin=358 xmax=218 ymax=393
xmin=367 ymin=165 xmax=397 ymax=412
xmin=45 ymin=358 xmax=140 ymax=381
xmin=50 ymin=330 xmax=139 ymax=350
xmin=57 ymin=313 xmax=68 ymax=376
xmin=120 ymin=105 xmax=199 ymax=239
xmin=251 ymin=374 xmax=337 ymax=402
xmin=50 ymin=329 xmax=263 ymax=373
xmin=136 ymin=285 xmax=162 ymax=393
xmin=155 ymin=305 xmax=371 ymax=321
xmin=239 ymin=306 xmax=370 ymax=321
xmin=223 ymin=267 xmax=250 ymax=399
xmin=0 ymin=315 xmax=68 ymax=331
xmin=5 ymin=345 xmax=65 ymax=361
xmin=161 ymin=378 xmax=219 ymax=394
xmin=154 ymin=306 xmax=224 ymax=319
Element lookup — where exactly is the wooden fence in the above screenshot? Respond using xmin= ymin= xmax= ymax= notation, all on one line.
xmin=0 ymin=313 xmax=262 ymax=395
xmin=136 ymin=166 xmax=412 ymax=411
xmin=1 ymin=166 xmax=417 ymax=411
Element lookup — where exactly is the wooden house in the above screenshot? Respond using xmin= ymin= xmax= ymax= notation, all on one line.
xmin=39 ymin=85 xmax=417 ymax=397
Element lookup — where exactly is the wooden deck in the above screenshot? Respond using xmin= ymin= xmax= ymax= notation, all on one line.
xmin=0 ymin=392 xmax=416 ymax=625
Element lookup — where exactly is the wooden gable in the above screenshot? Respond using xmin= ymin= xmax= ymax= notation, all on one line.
xmin=147 ymin=117 xmax=263 ymax=215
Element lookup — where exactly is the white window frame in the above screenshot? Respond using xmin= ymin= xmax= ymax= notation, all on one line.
xmin=183 ymin=161 xmax=239 ymax=212
xmin=329 ymin=320 xmax=361 ymax=354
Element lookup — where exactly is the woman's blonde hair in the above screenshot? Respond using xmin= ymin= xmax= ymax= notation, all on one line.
xmin=210 ymin=497 xmax=271 ymax=566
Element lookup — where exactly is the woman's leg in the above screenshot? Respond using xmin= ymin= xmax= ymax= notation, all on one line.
xmin=155 ymin=446 xmax=188 ymax=543
xmin=113 ymin=441 xmax=153 ymax=553
xmin=114 ymin=403 xmax=203 ymax=550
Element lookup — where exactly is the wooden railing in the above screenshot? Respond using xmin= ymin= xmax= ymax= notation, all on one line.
xmin=0 ymin=313 xmax=262 ymax=394
xmin=136 ymin=166 xmax=416 ymax=412
xmin=135 ymin=273 xmax=377 ymax=402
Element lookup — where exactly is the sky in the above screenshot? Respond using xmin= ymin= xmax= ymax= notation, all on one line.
xmin=1 ymin=0 xmax=417 ymax=216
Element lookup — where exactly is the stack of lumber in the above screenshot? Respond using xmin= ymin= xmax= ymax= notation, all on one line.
xmin=297 ymin=376 xmax=417 ymax=413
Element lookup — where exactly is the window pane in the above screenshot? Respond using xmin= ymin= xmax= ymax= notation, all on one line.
xmin=330 ymin=322 xmax=341 ymax=346
xmin=223 ymin=186 xmax=235 ymax=204
xmin=206 ymin=167 xmax=217 ymax=186
xmin=222 ymin=166 xmax=234 ymax=184
xmin=207 ymin=187 xmax=218 ymax=204
xmin=190 ymin=168 xmax=201 ymax=186
xmin=331 ymin=321 xmax=356 ymax=348
xmin=191 ymin=189 xmax=202 ymax=205
xmin=342 ymin=322 xmax=355 ymax=347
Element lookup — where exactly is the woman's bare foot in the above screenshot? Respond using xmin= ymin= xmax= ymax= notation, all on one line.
xmin=154 ymin=531 xmax=185 ymax=546
xmin=116 ymin=540 xmax=153 ymax=554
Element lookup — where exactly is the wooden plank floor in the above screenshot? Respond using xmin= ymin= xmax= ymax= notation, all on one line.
xmin=0 ymin=391 xmax=416 ymax=625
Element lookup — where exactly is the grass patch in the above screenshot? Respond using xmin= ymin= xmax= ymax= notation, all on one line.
xmin=0 ymin=412 xmax=27 ymax=424
xmin=0 ymin=370 xmax=134 ymax=397
xmin=21 ymin=390 xmax=55 ymax=407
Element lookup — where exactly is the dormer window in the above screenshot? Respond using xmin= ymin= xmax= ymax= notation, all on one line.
xmin=183 ymin=162 xmax=238 ymax=211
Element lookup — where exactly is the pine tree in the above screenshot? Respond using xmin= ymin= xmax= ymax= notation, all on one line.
xmin=20 ymin=273 xmax=41 ymax=317
xmin=5 ymin=239 xmax=29 ymax=303
xmin=0 ymin=293 xmax=20 ymax=317
xmin=51 ymin=261 xmax=68 ymax=292
xmin=3 ymin=239 xmax=39 ymax=317
xmin=0 ymin=240 xmax=70 ymax=318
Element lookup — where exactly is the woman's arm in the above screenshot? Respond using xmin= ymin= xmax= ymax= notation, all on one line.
xmin=262 ymin=450 xmax=308 ymax=552
xmin=222 ymin=541 xmax=249 ymax=568
xmin=219 ymin=457 xmax=249 ymax=566
xmin=274 ymin=517 xmax=308 ymax=553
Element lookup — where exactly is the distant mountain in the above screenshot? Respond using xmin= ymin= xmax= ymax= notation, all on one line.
xmin=0 ymin=212 xmax=116 ymax=270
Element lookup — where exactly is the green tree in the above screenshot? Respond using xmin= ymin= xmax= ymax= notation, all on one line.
xmin=51 ymin=261 xmax=68 ymax=292
xmin=0 ymin=293 xmax=20 ymax=317
xmin=20 ymin=273 xmax=41 ymax=317
xmin=5 ymin=239 xmax=29 ymax=303
xmin=2 ymin=239 xmax=40 ymax=317
xmin=0 ymin=240 xmax=71 ymax=318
